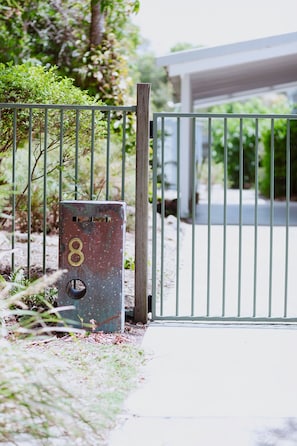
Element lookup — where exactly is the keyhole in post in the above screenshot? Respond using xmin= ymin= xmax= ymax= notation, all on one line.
xmin=66 ymin=279 xmax=87 ymax=300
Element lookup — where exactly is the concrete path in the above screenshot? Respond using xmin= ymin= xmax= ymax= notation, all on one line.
xmin=108 ymin=323 xmax=297 ymax=446
xmin=196 ymin=186 xmax=297 ymax=226
xmin=156 ymin=186 xmax=297 ymax=318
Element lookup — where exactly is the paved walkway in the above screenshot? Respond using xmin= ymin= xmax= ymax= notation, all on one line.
xmin=196 ymin=186 xmax=297 ymax=226
xmin=157 ymin=186 xmax=297 ymax=318
xmin=108 ymin=323 xmax=297 ymax=446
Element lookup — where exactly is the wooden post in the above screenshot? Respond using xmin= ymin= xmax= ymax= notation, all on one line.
xmin=134 ymin=83 xmax=150 ymax=323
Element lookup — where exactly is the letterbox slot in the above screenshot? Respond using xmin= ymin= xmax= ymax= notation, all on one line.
xmin=92 ymin=216 xmax=111 ymax=223
xmin=72 ymin=216 xmax=92 ymax=222
xmin=72 ymin=216 xmax=112 ymax=223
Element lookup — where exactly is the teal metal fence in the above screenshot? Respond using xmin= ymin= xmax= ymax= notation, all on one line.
xmin=152 ymin=112 xmax=297 ymax=322
xmin=0 ymin=103 xmax=136 ymax=278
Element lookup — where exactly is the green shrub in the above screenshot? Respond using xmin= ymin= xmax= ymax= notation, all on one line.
xmin=210 ymin=97 xmax=291 ymax=189
xmin=0 ymin=62 xmax=102 ymax=105
xmin=0 ymin=63 xmax=107 ymax=231
xmin=260 ymin=117 xmax=297 ymax=198
xmin=0 ymin=63 xmax=105 ymax=157
xmin=212 ymin=116 xmax=257 ymax=188
xmin=0 ymin=63 xmax=137 ymax=233
xmin=210 ymin=99 xmax=271 ymax=188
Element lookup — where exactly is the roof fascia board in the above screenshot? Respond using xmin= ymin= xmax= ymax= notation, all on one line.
xmin=167 ymin=42 xmax=297 ymax=77
xmin=156 ymin=32 xmax=297 ymax=67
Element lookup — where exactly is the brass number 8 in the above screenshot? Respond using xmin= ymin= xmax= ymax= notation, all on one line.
xmin=68 ymin=237 xmax=85 ymax=267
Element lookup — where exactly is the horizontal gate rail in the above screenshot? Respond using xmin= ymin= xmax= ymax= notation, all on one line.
xmin=0 ymin=103 xmax=135 ymax=111
xmin=152 ymin=111 xmax=297 ymax=323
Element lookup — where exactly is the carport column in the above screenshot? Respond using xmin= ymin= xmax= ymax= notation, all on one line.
xmin=180 ymin=73 xmax=192 ymax=218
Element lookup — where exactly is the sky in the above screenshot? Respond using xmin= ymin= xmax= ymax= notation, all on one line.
xmin=132 ymin=0 xmax=297 ymax=55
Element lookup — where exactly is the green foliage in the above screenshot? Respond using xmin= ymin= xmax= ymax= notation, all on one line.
xmin=0 ymin=269 xmax=70 ymax=337
xmin=170 ymin=42 xmax=202 ymax=52
xmin=0 ymin=342 xmax=96 ymax=444
xmin=0 ymin=63 xmax=105 ymax=154
xmin=0 ymin=62 xmax=101 ymax=104
xmin=260 ymin=117 xmax=297 ymax=198
xmin=0 ymin=0 xmax=140 ymax=105
xmin=135 ymin=50 xmax=173 ymax=112
xmin=9 ymin=268 xmax=57 ymax=312
xmin=209 ymin=97 xmax=290 ymax=189
xmin=0 ymin=63 xmax=108 ymax=230
xmin=124 ymin=254 xmax=135 ymax=271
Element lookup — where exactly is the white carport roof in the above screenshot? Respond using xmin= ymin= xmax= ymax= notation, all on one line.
xmin=156 ymin=32 xmax=297 ymax=108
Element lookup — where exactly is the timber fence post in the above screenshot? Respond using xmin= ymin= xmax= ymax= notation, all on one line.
xmin=134 ymin=83 xmax=151 ymax=323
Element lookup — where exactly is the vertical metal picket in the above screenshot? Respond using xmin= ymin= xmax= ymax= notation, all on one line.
xmin=27 ymin=109 xmax=33 ymax=277
xmin=237 ymin=118 xmax=243 ymax=317
xmin=59 ymin=109 xmax=64 ymax=203
xmin=121 ymin=112 xmax=127 ymax=201
xmin=42 ymin=108 xmax=48 ymax=273
xmin=11 ymin=109 xmax=17 ymax=273
xmin=74 ymin=109 xmax=80 ymax=200
xmin=269 ymin=119 xmax=275 ymax=317
xmin=253 ymin=118 xmax=259 ymax=317
xmin=106 ymin=110 xmax=111 ymax=200
xmin=160 ymin=117 xmax=165 ymax=316
xmin=284 ymin=119 xmax=291 ymax=317
xmin=191 ymin=117 xmax=196 ymax=316
xmin=90 ymin=109 xmax=96 ymax=200
xmin=222 ymin=117 xmax=228 ymax=317
xmin=207 ymin=117 xmax=212 ymax=317
xmin=176 ymin=117 xmax=181 ymax=316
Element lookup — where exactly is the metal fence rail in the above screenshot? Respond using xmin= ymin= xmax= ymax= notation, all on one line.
xmin=0 ymin=102 xmax=136 ymax=277
xmin=152 ymin=112 xmax=297 ymax=322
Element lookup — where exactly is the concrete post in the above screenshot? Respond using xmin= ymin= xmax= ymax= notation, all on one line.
xmin=180 ymin=73 xmax=192 ymax=218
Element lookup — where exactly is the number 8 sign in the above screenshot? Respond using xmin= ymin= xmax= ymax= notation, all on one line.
xmin=67 ymin=237 xmax=85 ymax=267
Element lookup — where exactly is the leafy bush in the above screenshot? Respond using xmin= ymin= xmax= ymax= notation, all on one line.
xmin=209 ymin=97 xmax=291 ymax=189
xmin=0 ymin=63 xmax=138 ymax=234
xmin=0 ymin=63 xmax=105 ymax=155
xmin=0 ymin=63 xmax=101 ymax=104
xmin=210 ymin=99 xmax=271 ymax=188
xmin=260 ymin=117 xmax=297 ymax=198
xmin=0 ymin=63 xmax=107 ymax=231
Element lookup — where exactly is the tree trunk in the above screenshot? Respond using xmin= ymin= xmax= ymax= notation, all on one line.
xmin=90 ymin=0 xmax=104 ymax=47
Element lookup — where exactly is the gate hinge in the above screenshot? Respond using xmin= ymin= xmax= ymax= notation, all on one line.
xmin=149 ymin=120 xmax=153 ymax=139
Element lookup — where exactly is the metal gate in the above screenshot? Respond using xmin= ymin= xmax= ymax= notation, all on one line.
xmin=151 ymin=111 xmax=297 ymax=322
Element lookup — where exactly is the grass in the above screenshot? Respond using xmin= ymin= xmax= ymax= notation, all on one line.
xmin=0 ymin=267 xmax=145 ymax=446
xmin=0 ymin=333 xmax=145 ymax=445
